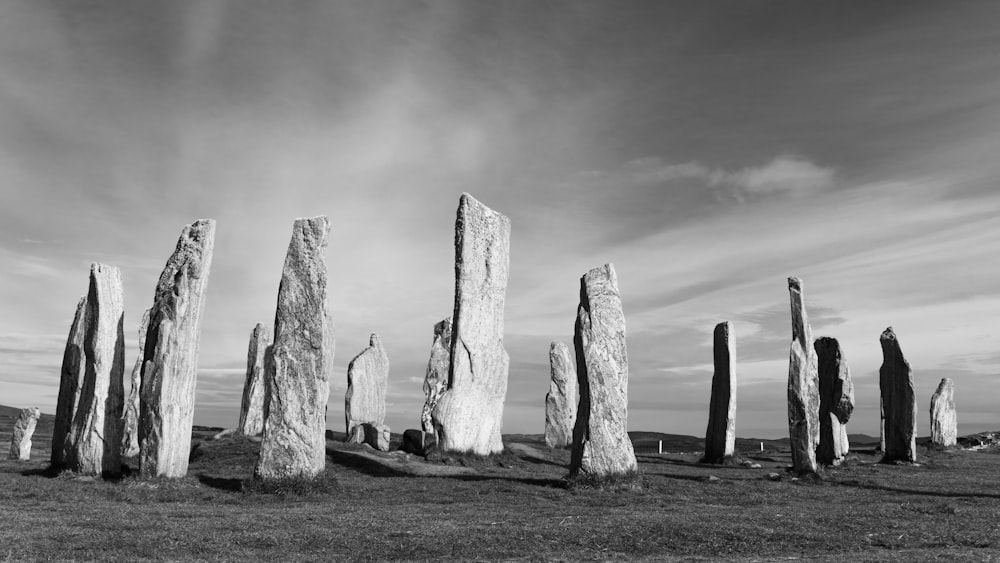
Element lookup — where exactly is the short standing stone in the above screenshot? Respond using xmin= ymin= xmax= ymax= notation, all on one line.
xmin=402 ymin=429 xmax=437 ymax=456
xmin=787 ymin=277 xmax=819 ymax=474
xmin=814 ymin=337 xmax=854 ymax=466
xmin=421 ymin=318 xmax=452 ymax=434
xmin=347 ymin=423 xmax=391 ymax=451
xmin=255 ymin=217 xmax=333 ymax=480
xmin=51 ymin=296 xmax=88 ymax=467
xmin=879 ymin=327 xmax=916 ymax=463
xmin=930 ymin=378 xmax=957 ymax=447
xmin=121 ymin=308 xmax=150 ymax=458
xmin=431 ymin=193 xmax=510 ymax=455
xmin=345 ymin=334 xmax=390 ymax=451
xmin=569 ymin=264 xmax=638 ymax=478
xmin=545 ymin=341 xmax=577 ymax=449
xmin=9 ymin=407 xmax=41 ymax=461
xmin=138 ymin=219 xmax=216 ymax=478
xmin=704 ymin=321 xmax=737 ymax=463
xmin=238 ymin=323 xmax=272 ymax=436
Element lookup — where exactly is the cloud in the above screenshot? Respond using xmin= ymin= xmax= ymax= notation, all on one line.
xmin=711 ymin=155 xmax=835 ymax=198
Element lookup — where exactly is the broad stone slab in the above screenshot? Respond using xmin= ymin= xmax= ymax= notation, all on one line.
xmin=879 ymin=327 xmax=917 ymax=463
xmin=122 ymin=308 xmax=150 ymax=458
xmin=545 ymin=340 xmax=577 ymax=449
xmin=347 ymin=423 xmax=391 ymax=452
xmin=787 ymin=277 xmax=819 ymax=474
xmin=930 ymin=378 xmax=957 ymax=447
xmin=815 ymin=337 xmax=854 ymax=466
xmin=345 ymin=333 xmax=389 ymax=437
xmin=9 ymin=407 xmax=41 ymax=461
xmin=704 ymin=321 xmax=737 ymax=463
xmin=238 ymin=323 xmax=272 ymax=436
xmin=52 ymin=296 xmax=88 ymax=467
xmin=421 ymin=318 xmax=451 ymax=434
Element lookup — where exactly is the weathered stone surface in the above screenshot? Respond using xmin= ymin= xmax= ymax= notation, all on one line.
xmin=421 ymin=318 xmax=452 ymax=434
xmin=879 ymin=327 xmax=917 ymax=463
xmin=402 ymin=429 xmax=437 ymax=456
xmin=431 ymin=193 xmax=510 ymax=455
xmin=138 ymin=219 xmax=216 ymax=478
xmin=345 ymin=333 xmax=389 ymax=437
xmin=704 ymin=321 xmax=737 ymax=463
xmin=121 ymin=308 xmax=150 ymax=458
xmin=67 ymin=263 xmax=126 ymax=475
xmin=815 ymin=337 xmax=854 ymax=466
xmin=787 ymin=277 xmax=819 ymax=474
xmin=347 ymin=423 xmax=391 ymax=452
xmin=238 ymin=323 xmax=272 ymax=436
xmin=930 ymin=377 xmax=957 ymax=447
xmin=9 ymin=407 xmax=41 ymax=460
xmin=255 ymin=217 xmax=333 ymax=480
xmin=52 ymin=296 xmax=88 ymax=467
xmin=545 ymin=340 xmax=577 ymax=449
xmin=569 ymin=264 xmax=638 ymax=478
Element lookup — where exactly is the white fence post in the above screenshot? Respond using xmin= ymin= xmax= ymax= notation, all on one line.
xmin=658 ymin=440 xmax=662 ymax=454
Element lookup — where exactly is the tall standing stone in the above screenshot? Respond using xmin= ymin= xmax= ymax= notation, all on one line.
xmin=703 ymin=321 xmax=737 ymax=463
xmin=570 ymin=264 xmax=638 ymax=478
xmin=51 ymin=296 xmax=88 ymax=467
xmin=814 ymin=337 xmax=854 ymax=466
xmin=66 ymin=263 xmax=126 ymax=475
xmin=787 ymin=277 xmax=819 ymax=474
xmin=879 ymin=327 xmax=916 ymax=463
xmin=421 ymin=318 xmax=451 ymax=434
xmin=929 ymin=377 xmax=957 ymax=447
xmin=345 ymin=333 xmax=390 ymax=450
xmin=255 ymin=217 xmax=333 ymax=480
xmin=431 ymin=193 xmax=510 ymax=455
xmin=238 ymin=323 xmax=272 ymax=436
xmin=121 ymin=308 xmax=150 ymax=457
xmin=9 ymin=407 xmax=41 ymax=461
xmin=138 ymin=220 xmax=216 ymax=478
xmin=545 ymin=340 xmax=577 ymax=449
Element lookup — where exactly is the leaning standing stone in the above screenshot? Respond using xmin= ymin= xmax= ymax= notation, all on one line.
xmin=545 ymin=341 xmax=577 ymax=449
xmin=255 ymin=217 xmax=333 ymax=480
xmin=703 ymin=321 xmax=737 ymax=463
xmin=814 ymin=337 xmax=854 ymax=466
xmin=431 ymin=194 xmax=510 ymax=455
xmin=51 ymin=296 xmax=88 ymax=467
xmin=121 ymin=308 xmax=150 ymax=458
xmin=787 ymin=277 xmax=819 ymax=474
xmin=138 ymin=220 xmax=216 ymax=478
xmin=238 ymin=323 xmax=272 ymax=436
xmin=9 ymin=407 xmax=41 ymax=461
xmin=879 ymin=327 xmax=917 ymax=463
xmin=421 ymin=318 xmax=451 ymax=434
xmin=930 ymin=377 xmax=957 ymax=447
xmin=345 ymin=333 xmax=390 ymax=451
xmin=569 ymin=264 xmax=638 ymax=478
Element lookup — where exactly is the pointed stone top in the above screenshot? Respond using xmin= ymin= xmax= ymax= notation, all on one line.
xmin=936 ymin=377 xmax=954 ymax=389
xmin=788 ymin=276 xmax=803 ymax=291
xmin=881 ymin=326 xmax=897 ymax=341
xmin=550 ymin=340 xmax=570 ymax=353
xmin=433 ymin=317 xmax=452 ymax=337
xmin=369 ymin=333 xmax=383 ymax=349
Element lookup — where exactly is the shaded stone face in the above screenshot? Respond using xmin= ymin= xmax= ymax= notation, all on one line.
xmin=879 ymin=327 xmax=917 ymax=463
xmin=930 ymin=378 xmax=957 ymax=447
xmin=570 ymin=263 xmax=638 ymax=478
xmin=347 ymin=422 xmax=391 ymax=452
xmin=421 ymin=318 xmax=452 ymax=434
xmin=238 ymin=323 xmax=272 ymax=436
xmin=815 ymin=336 xmax=854 ymax=466
xmin=9 ymin=407 xmax=41 ymax=461
xmin=545 ymin=340 xmax=577 ymax=449
xmin=787 ymin=277 xmax=819 ymax=474
xmin=52 ymin=296 xmax=88 ymax=467
xmin=121 ymin=308 xmax=150 ymax=458
xmin=431 ymin=193 xmax=510 ymax=455
xmin=139 ymin=219 xmax=216 ymax=478
xmin=345 ymin=333 xmax=389 ymax=437
xmin=255 ymin=216 xmax=333 ymax=480
xmin=704 ymin=321 xmax=737 ymax=463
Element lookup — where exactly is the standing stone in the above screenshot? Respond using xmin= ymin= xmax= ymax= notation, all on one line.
xmin=545 ymin=341 xmax=577 ymax=449
xmin=787 ymin=277 xmax=819 ymax=474
xmin=421 ymin=318 xmax=452 ymax=434
xmin=569 ymin=264 xmax=638 ymax=478
xmin=930 ymin=377 xmax=957 ymax=447
xmin=879 ymin=327 xmax=917 ymax=463
xmin=879 ymin=400 xmax=886 ymax=452
xmin=238 ymin=323 xmax=272 ymax=436
xmin=121 ymin=308 xmax=150 ymax=457
xmin=66 ymin=263 xmax=126 ymax=475
xmin=431 ymin=193 xmax=510 ymax=455
xmin=703 ymin=321 xmax=737 ymax=463
xmin=255 ymin=217 xmax=333 ymax=480
xmin=9 ymin=407 xmax=41 ymax=461
xmin=51 ymin=296 xmax=88 ymax=467
xmin=138 ymin=219 xmax=216 ymax=478
xmin=345 ymin=333 xmax=390 ymax=451
xmin=815 ymin=337 xmax=854 ymax=466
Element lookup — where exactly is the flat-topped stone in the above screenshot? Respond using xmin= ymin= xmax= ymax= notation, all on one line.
xmin=815 ymin=337 xmax=854 ymax=466
xmin=345 ymin=333 xmax=389 ymax=444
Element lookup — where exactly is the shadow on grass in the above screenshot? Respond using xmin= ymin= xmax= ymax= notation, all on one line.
xmin=833 ymin=479 xmax=1000 ymax=499
xmin=20 ymin=465 xmax=62 ymax=478
xmin=196 ymin=474 xmax=244 ymax=492
xmin=448 ymin=474 xmax=567 ymax=488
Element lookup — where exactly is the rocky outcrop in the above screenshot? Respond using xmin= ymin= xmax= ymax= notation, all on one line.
xmin=138 ymin=220 xmax=216 ymax=478
xmin=431 ymin=194 xmax=510 ymax=455
xmin=545 ymin=341 xmax=577 ymax=449
xmin=787 ymin=277 xmax=819 ymax=474
xmin=569 ymin=264 xmax=638 ymax=478
xmin=238 ymin=323 xmax=272 ymax=436
xmin=815 ymin=337 xmax=854 ymax=466
xmin=51 ymin=296 xmax=88 ymax=467
xmin=345 ymin=334 xmax=390 ymax=451
xmin=9 ymin=407 xmax=41 ymax=461
xmin=879 ymin=327 xmax=916 ymax=463
xmin=704 ymin=321 xmax=736 ymax=463
xmin=255 ymin=217 xmax=333 ymax=480
xmin=930 ymin=377 xmax=957 ymax=447
xmin=121 ymin=308 xmax=150 ymax=458
xmin=421 ymin=318 xmax=452 ymax=434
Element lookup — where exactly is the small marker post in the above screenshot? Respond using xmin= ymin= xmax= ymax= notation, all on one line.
xmin=658 ymin=440 xmax=663 ymax=454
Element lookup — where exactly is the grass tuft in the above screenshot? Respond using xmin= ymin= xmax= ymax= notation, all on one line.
xmin=565 ymin=469 xmax=643 ymax=491
xmin=425 ymin=447 xmax=523 ymax=469
xmin=243 ymin=474 xmax=339 ymax=496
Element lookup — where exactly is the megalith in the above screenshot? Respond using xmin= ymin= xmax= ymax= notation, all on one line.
xmin=431 ymin=193 xmax=510 ymax=455
xmin=255 ymin=216 xmax=333 ymax=480
xmin=238 ymin=323 xmax=272 ymax=436
xmin=51 ymin=296 xmax=88 ymax=467
xmin=121 ymin=308 xmax=150 ymax=458
xmin=814 ymin=337 xmax=854 ymax=466
xmin=929 ymin=377 xmax=957 ymax=447
xmin=9 ymin=407 xmax=41 ymax=461
xmin=345 ymin=333 xmax=390 ymax=451
xmin=787 ymin=276 xmax=819 ymax=474
xmin=703 ymin=321 xmax=736 ymax=463
xmin=545 ymin=340 xmax=577 ymax=449
xmin=421 ymin=318 xmax=451 ymax=434
xmin=569 ymin=264 xmax=638 ymax=478
xmin=138 ymin=219 xmax=216 ymax=478
xmin=879 ymin=327 xmax=917 ymax=463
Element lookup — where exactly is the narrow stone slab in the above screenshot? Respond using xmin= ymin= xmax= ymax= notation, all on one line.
xmin=704 ymin=321 xmax=737 ymax=463
xmin=345 ymin=334 xmax=389 ymax=440
xmin=930 ymin=377 xmax=957 ymax=447
xmin=815 ymin=337 xmax=854 ymax=466
xmin=879 ymin=327 xmax=917 ymax=463
xmin=787 ymin=277 xmax=819 ymax=474
xmin=545 ymin=340 xmax=577 ymax=449
xmin=51 ymin=296 xmax=88 ymax=467
xmin=421 ymin=318 xmax=451 ymax=434
xmin=138 ymin=219 xmax=216 ymax=478
xmin=238 ymin=323 xmax=272 ymax=436
xmin=9 ymin=407 xmax=41 ymax=461
xmin=121 ymin=308 xmax=150 ymax=458
xmin=255 ymin=216 xmax=333 ymax=480
xmin=570 ymin=264 xmax=638 ymax=478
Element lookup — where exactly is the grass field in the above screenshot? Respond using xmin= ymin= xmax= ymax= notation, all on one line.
xmin=2 ymin=405 xmax=999 ymax=561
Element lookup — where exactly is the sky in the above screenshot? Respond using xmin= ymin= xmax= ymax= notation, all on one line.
xmin=1 ymin=1 xmax=999 ymax=439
